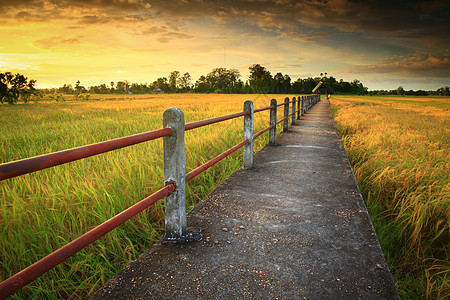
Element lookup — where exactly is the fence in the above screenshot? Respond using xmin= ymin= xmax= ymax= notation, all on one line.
xmin=0 ymin=94 xmax=320 ymax=298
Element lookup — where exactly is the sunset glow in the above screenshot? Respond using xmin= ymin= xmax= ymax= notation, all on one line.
xmin=1 ymin=0 xmax=449 ymax=90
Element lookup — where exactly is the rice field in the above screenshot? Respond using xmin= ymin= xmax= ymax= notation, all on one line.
xmin=0 ymin=94 xmax=289 ymax=299
xmin=330 ymin=95 xmax=449 ymax=299
xmin=3 ymin=93 xmax=448 ymax=299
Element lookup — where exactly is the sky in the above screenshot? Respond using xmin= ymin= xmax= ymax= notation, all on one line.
xmin=0 ymin=0 xmax=449 ymax=91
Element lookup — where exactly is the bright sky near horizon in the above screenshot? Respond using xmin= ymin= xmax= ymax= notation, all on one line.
xmin=1 ymin=0 xmax=449 ymax=90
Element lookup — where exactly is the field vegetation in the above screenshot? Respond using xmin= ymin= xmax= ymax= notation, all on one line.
xmin=330 ymin=95 xmax=449 ymax=299
xmin=0 ymin=94 xmax=288 ymax=299
xmin=2 ymin=93 xmax=448 ymax=299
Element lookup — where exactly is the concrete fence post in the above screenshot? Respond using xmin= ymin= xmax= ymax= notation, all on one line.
xmin=297 ymin=96 xmax=301 ymax=120
xmin=303 ymin=96 xmax=306 ymax=113
xmin=163 ymin=107 xmax=187 ymax=240
xmin=301 ymin=96 xmax=304 ymax=116
xmin=291 ymin=97 xmax=296 ymax=125
xmin=283 ymin=97 xmax=289 ymax=132
xmin=243 ymin=100 xmax=254 ymax=169
xmin=269 ymin=99 xmax=277 ymax=145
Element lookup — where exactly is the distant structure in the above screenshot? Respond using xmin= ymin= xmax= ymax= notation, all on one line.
xmin=313 ymin=73 xmax=332 ymax=99
xmin=152 ymin=87 xmax=162 ymax=93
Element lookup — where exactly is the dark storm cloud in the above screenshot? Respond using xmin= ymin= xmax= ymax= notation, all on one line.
xmin=0 ymin=0 xmax=450 ymax=47
xmin=3 ymin=0 xmax=449 ymax=48
xmin=346 ymin=51 xmax=450 ymax=78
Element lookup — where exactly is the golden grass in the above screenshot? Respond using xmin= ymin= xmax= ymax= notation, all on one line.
xmin=330 ymin=95 xmax=449 ymax=299
xmin=1 ymin=93 xmax=291 ymax=299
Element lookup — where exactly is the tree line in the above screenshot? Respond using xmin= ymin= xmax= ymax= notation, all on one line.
xmin=368 ymin=85 xmax=450 ymax=96
xmin=2 ymin=65 xmax=450 ymax=104
xmin=54 ymin=65 xmax=369 ymax=95
xmin=0 ymin=72 xmax=37 ymax=104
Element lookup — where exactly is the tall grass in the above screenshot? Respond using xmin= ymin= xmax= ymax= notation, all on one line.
xmin=0 ymin=94 xmax=289 ymax=299
xmin=330 ymin=95 xmax=449 ymax=299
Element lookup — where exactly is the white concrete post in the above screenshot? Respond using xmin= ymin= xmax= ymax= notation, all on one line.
xmin=269 ymin=99 xmax=277 ymax=145
xmin=283 ymin=97 xmax=289 ymax=132
xmin=243 ymin=100 xmax=254 ymax=169
xmin=163 ymin=107 xmax=186 ymax=240
xmin=291 ymin=97 xmax=296 ymax=125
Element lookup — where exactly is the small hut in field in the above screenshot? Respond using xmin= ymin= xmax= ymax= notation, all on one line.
xmin=152 ymin=87 xmax=163 ymax=93
xmin=312 ymin=81 xmax=333 ymax=99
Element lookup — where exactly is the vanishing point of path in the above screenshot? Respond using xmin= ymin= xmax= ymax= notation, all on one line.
xmin=92 ymin=99 xmax=399 ymax=299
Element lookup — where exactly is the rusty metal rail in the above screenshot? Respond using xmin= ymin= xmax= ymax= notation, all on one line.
xmin=276 ymin=116 xmax=288 ymax=125
xmin=254 ymin=105 xmax=274 ymax=113
xmin=253 ymin=125 xmax=274 ymax=140
xmin=0 ymin=128 xmax=172 ymax=181
xmin=0 ymin=94 xmax=320 ymax=298
xmin=0 ymin=184 xmax=175 ymax=299
xmin=185 ymin=111 xmax=249 ymax=131
xmin=185 ymin=139 xmax=249 ymax=183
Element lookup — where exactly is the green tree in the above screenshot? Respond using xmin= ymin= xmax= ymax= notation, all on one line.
xmin=169 ymin=71 xmax=180 ymax=92
xmin=179 ymin=72 xmax=192 ymax=92
xmin=437 ymin=86 xmax=450 ymax=96
xmin=154 ymin=77 xmax=169 ymax=92
xmin=194 ymin=75 xmax=209 ymax=93
xmin=205 ymin=68 xmax=241 ymax=93
xmin=58 ymin=84 xmax=74 ymax=94
xmin=350 ymin=79 xmax=368 ymax=95
xmin=74 ymin=80 xmax=86 ymax=95
xmin=0 ymin=72 xmax=36 ymax=104
xmin=396 ymin=86 xmax=405 ymax=96
xmin=248 ymin=64 xmax=272 ymax=93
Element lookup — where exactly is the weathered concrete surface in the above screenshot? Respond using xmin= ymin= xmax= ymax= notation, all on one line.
xmin=92 ymin=99 xmax=399 ymax=299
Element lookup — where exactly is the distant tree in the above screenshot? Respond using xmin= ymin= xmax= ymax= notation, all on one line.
xmin=89 ymin=84 xmax=109 ymax=94
xmin=0 ymin=72 xmax=37 ymax=104
xmin=292 ymin=78 xmax=304 ymax=94
xmin=154 ymin=77 xmax=169 ymax=92
xmin=283 ymin=74 xmax=291 ymax=93
xmin=350 ymin=79 xmax=368 ymax=95
xmin=179 ymin=72 xmax=192 ymax=92
xmin=205 ymin=68 xmax=241 ymax=93
xmin=437 ymin=86 xmax=449 ymax=96
xmin=194 ymin=75 xmax=209 ymax=93
xmin=169 ymin=71 xmax=180 ymax=92
xmin=248 ymin=64 xmax=272 ymax=93
xmin=58 ymin=84 xmax=74 ymax=94
xmin=396 ymin=86 xmax=405 ymax=96
xmin=338 ymin=79 xmax=352 ymax=93
xmin=273 ymin=72 xmax=284 ymax=93
xmin=115 ymin=81 xmax=127 ymax=94
xmin=74 ymin=80 xmax=86 ymax=95
xmin=21 ymin=79 xmax=37 ymax=103
xmin=303 ymin=77 xmax=319 ymax=94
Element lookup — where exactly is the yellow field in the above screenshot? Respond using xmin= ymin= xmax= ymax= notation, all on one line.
xmin=0 ymin=93 xmax=291 ymax=299
xmin=330 ymin=95 xmax=449 ymax=299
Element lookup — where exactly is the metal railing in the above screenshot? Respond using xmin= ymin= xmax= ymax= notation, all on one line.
xmin=0 ymin=94 xmax=320 ymax=298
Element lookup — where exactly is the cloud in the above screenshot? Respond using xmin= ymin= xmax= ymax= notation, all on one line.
xmin=34 ymin=36 xmax=82 ymax=50
xmin=346 ymin=51 xmax=450 ymax=78
xmin=3 ymin=0 xmax=449 ymax=48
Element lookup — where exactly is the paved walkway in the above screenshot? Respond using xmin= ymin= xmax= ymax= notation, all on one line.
xmin=92 ymin=99 xmax=399 ymax=299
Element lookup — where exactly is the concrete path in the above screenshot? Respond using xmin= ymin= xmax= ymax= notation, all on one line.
xmin=92 ymin=99 xmax=399 ymax=299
